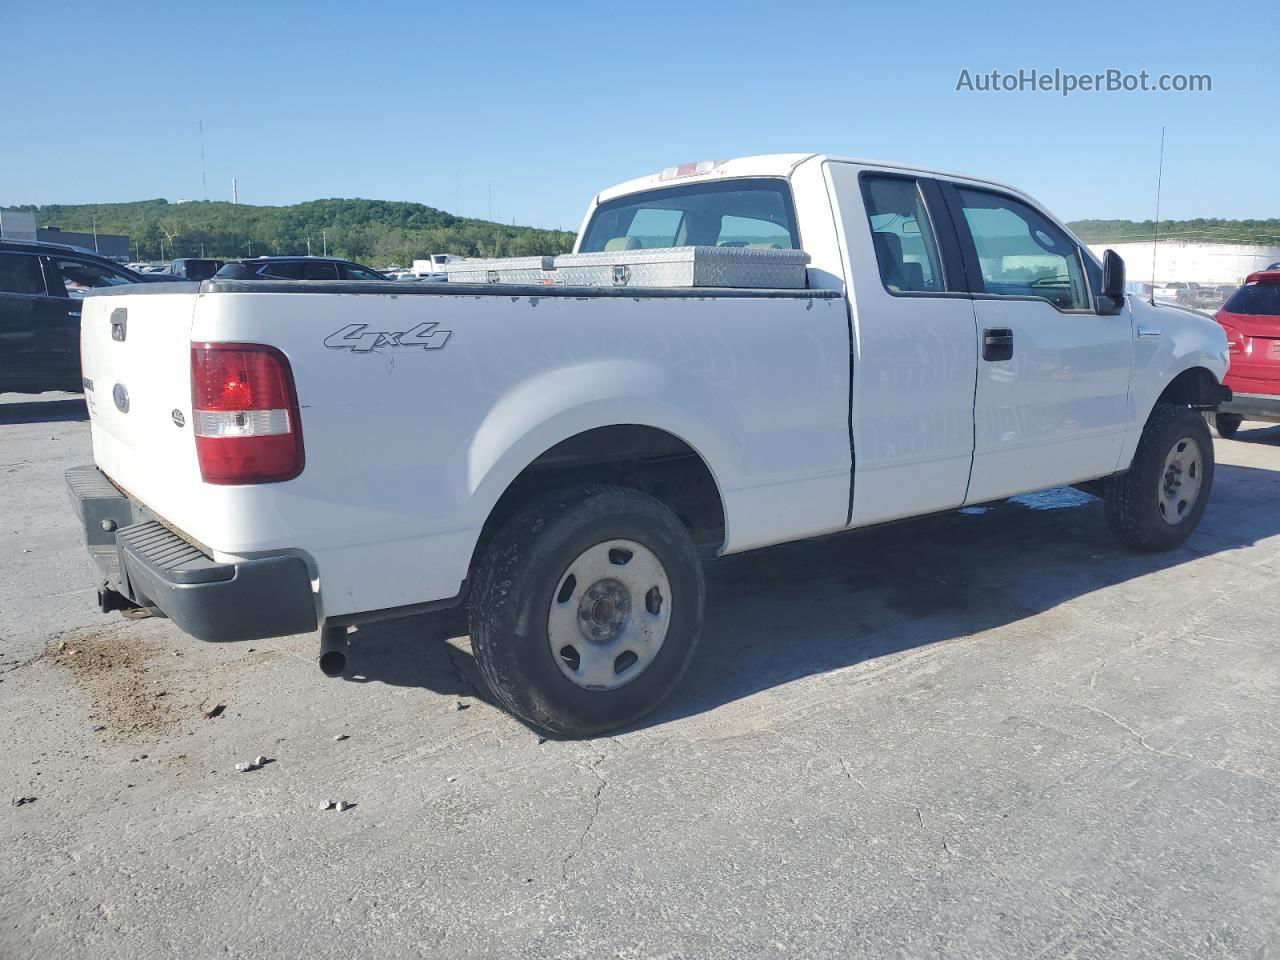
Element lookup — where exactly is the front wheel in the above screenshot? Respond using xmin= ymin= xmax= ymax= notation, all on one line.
xmin=469 ymin=484 xmax=705 ymax=737
xmin=1104 ymin=403 xmax=1214 ymax=551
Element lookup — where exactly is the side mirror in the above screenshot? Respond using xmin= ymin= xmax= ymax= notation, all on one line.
xmin=1099 ymin=249 xmax=1125 ymax=315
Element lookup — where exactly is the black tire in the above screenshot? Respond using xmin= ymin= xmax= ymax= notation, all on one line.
xmin=469 ymin=484 xmax=705 ymax=737
xmin=1206 ymin=411 xmax=1242 ymax=440
xmin=1104 ymin=403 xmax=1214 ymax=551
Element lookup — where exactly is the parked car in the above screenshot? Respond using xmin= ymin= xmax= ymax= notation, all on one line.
xmin=1153 ymin=280 xmax=1192 ymax=304
xmin=214 ymin=256 xmax=386 ymax=282
xmin=68 ymin=153 xmax=1230 ymax=736
xmin=168 ymin=258 xmax=225 ymax=281
xmin=1266 ymin=261 xmax=1280 ymax=271
xmin=1207 ymin=270 xmax=1280 ymax=438
xmin=1194 ymin=285 xmax=1229 ymax=310
xmin=0 ymin=239 xmax=183 ymax=394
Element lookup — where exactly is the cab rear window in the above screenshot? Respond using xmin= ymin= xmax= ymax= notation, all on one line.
xmin=579 ymin=179 xmax=799 ymax=253
xmin=1224 ymin=282 xmax=1280 ymax=315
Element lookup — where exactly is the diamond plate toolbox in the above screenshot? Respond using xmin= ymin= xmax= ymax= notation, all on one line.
xmin=441 ymin=246 xmax=810 ymax=289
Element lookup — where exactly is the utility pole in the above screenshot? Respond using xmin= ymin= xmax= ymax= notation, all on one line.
xmin=92 ymin=216 xmax=99 ymax=253
xmin=488 ymin=183 xmax=492 ymax=221
xmin=307 ymin=237 xmax=312 ymax=256
xmin=199 ymin=119 xmax=208 ymax=201
xmin=247 ymin=238 xmax=253 ymax=257
xmin=322 ymin=230 xmax=327 ymax=256
xmin=232 ymin=177 xmax=238 ymax=205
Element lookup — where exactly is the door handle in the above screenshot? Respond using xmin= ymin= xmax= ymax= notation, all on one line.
xmin=983 ymin=328 xmax=1013 ymax=361
xmin=1136 ymin=324 xmax=1161 ymax=339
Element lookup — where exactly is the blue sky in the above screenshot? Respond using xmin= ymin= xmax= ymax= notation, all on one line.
xmin=2 ymin=0 xmax=1273 ymax=228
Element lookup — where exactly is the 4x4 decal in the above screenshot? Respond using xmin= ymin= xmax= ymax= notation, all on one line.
xmin=324 ymin=322 xmax=451 ymax=353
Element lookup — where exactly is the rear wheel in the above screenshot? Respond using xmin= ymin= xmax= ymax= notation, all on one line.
xmin=1105 ymin=403 xmax=1214 ymax=551
xmin=469 ymin=484 xmax=705 ymax=737
xmin=1206 ymin=411 xmax=1242 ymax=439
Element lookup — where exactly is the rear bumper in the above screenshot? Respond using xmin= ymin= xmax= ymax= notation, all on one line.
xmin=1220 ymin=392 xmax=1280 ymax=422
xmin=65 ymin=465 xmax=318 ymax=642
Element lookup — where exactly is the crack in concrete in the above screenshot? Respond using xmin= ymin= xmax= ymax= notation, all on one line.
xmin=560 ymin=748 xmax=607 ymax=882
xmin=769 ymin=729 xmax=991 ymax=875
xmin=1032 ymin=683 xmax=1280 ymax=790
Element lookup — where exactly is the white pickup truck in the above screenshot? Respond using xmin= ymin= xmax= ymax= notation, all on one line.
xmin=68 ymin=153 xmax=1230 ymax=736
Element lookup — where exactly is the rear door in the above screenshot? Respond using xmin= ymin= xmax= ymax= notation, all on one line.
xmin=0 ymin=251 xmax=67 ymax=391
xmin=827 ymin=162 xmax=980 ymax=526
xmin=942 ymin=183 xmax=1133 ymax=501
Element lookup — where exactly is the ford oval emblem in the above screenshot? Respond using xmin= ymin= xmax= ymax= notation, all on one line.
xmin=112 ymin=383 xmax=130 ymax=414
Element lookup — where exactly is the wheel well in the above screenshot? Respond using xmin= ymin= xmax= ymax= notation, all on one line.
xmin=469 ymin=425 xmax=726 ymax=581
xmin=1155 ymin=367 xmax=1223 ymax=409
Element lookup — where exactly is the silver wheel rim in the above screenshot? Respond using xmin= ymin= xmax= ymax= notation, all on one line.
xmin=547 ymin=539 xmax=672 ymax=690
xmin=1158 ymin=435 xmax=1203 ymax=526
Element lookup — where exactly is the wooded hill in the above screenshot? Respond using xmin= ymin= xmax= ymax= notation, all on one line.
xmin=1067 ymin=219 xmax=1280 ymax=247
xmin=9 ymin=198 xmax=577 ymax=265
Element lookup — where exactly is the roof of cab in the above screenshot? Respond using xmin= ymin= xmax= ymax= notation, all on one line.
xmin=591 ymin=152 xmax=1039 ymax=209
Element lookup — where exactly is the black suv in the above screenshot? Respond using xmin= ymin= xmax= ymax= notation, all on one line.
xmin=214 ymin=256 xmax=386 ymax=281
xmin=0 ymin=240 xmax=178 ymax=395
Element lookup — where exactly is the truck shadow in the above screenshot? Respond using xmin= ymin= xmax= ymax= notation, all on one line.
xmin=0 ymin=397 xmax=87 ymax=424
xmin=345 ymin=461 xmax=1280 ymax=734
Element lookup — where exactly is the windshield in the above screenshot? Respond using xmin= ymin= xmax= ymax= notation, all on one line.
xmin=1223 ymin=282 xmax=1280 ymax=316
xmin=579 ymin=178 xmax=799 ymax=253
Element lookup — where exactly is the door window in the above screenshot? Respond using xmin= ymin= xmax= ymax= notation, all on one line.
xmin=55 ymin=260 xmax=136 ymax=299
xmin=953 ymin=188 xmax=1090 ymax=310
xmin=0 ymin=254 xmax=47 ymax=295
xmin=340 ymin=263 xmax=384 ymax=281
xmin=860 ymin=176 xmax=944 ymax=293
xmin=257 ymin=261 xmax=304 ymax=279
xmin=303 ymin=261 xmax=339 ymax=280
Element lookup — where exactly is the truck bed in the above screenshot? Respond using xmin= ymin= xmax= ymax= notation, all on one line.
xmin=79 ymin=280 xmax=850 ymax=622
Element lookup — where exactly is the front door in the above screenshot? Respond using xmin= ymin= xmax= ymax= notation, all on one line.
xmin=829 ymin=163 xmax=980 ymax=526
xmin=943 ymin=184 xmax=1134 ymax=503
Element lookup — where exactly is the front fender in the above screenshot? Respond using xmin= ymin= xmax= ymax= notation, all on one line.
xmin=1120 ymin=296 xmax=1229 ymax=465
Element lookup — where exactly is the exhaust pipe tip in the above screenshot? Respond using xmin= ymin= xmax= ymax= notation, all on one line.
xmin=318 ymin=626 xmax=349 ymax=678
xmin=318 ymin=649 xmax=347 ymax=677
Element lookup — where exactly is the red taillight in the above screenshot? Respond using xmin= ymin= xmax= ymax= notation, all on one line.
xmin=191 ymin=343 xmax=303 ymax=484
xmin=1218 ymin=320 xmax=1247 ymax=356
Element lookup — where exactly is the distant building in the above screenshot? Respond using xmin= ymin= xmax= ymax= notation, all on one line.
xmin=1086 ymin=240 xmax=1280 ymax=285
xmin=0 ymin=209 xmax=37 ymax=241
xmin=0 ymin=210 xmax=131 ymax=259
xmin=36 ymin=226 xmax=130 ymax=260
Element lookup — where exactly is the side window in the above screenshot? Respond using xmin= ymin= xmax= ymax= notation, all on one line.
xmin=257 ymin=261 xmax=305 ymax=280
xmin=303 ymin=261 xmax=339 ymax=280
xmin=953 ymin=188 xmax=1090 ymax=311
xmin=860 ymin=176 xmax=944 ymax=294
xmin=341 ymin=264 xmax=383 ymax=281
xmin=55 ymin=260 xmax=136 ymax=299
xmin=0 ymin=254 xmax=47 ymax=296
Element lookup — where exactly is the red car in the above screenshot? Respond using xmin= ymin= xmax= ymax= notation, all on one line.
xmin=1210 ymin=270 xmax=1280 ymax=438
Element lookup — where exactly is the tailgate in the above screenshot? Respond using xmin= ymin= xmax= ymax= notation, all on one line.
xmin=81 ymin=290 xmax=203 ymax=526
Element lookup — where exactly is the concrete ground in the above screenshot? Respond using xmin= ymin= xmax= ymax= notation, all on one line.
xmin=3 ymin=393 xmax=1280 ymax=960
